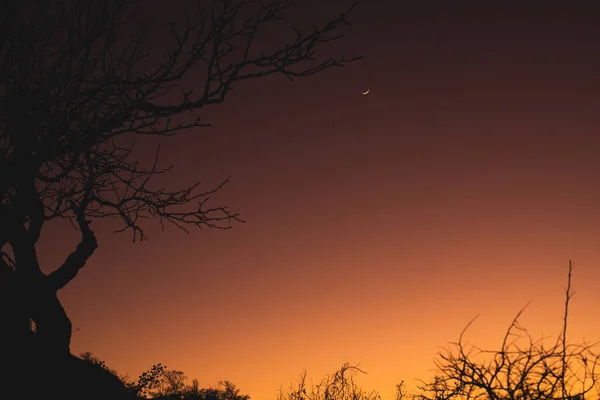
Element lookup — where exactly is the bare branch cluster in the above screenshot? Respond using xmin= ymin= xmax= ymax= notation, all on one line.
xmin=277 ymin=363 xmax=381 ymax=400
xmin=0 ymin=0 xmax=360 ymax=245
xmin=412 ymin=262 xmax=600 ymax=400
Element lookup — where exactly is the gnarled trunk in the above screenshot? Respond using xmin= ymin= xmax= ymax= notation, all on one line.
xmin=9 ymin=275 xmax=75 ymax=398
xmin=0 ymin=261 xmax=34 ymax=361
xmin=28 ymin=278 xmax=73 ymax=360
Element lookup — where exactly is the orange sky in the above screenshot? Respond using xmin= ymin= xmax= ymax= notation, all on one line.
xmin=35 ymin=1 xmax=600 ymax=399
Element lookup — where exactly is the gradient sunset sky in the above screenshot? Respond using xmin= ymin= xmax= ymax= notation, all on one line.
xmin=35 ymin=1 xmax=600 ymax=399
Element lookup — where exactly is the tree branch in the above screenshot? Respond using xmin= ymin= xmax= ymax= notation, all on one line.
xmin=1 ymin=0 xmax=361 ymax=290
xmin=48 ymin=200 xmax=98 ymax=291
xmin=7 ymin=224 xmax=44 ymax=280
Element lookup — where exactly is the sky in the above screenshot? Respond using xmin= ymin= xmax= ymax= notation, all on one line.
xmin=34 ymin=1 xmax=600 ymax=399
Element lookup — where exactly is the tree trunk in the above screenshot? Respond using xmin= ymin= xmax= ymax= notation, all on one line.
xmin=5 ymin=275 xmax=75 ymax=398
xmin=26 ymin=275 xmax=73 ymax=360
xmin=0 ymin=261 xmax=34 ymax=359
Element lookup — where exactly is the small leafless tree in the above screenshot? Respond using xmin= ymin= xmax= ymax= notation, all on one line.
xmin=396 ymin=381 xmax=409 ymax=400
xmin=413 ymin=261 xmax=600 ymax=400
xmin=277 ymin=363 xmax=381 ymax=400
xmin=145 ymin=369 xmax=188 ymax=398
xmin=0 ymin=0 xmax=361 ymax=375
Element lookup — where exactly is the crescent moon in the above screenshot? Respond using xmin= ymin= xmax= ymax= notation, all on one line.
xmin=361 ymin=89 xmax=370 ymax=95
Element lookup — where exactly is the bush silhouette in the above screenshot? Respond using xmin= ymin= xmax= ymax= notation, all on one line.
xmin=277 ymin=363 xmax=381 ymax=400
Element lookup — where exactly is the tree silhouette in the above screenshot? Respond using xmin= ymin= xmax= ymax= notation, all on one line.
xmin=412 ymin=261 xmax=600 ymax=400
xmin=0 ymin=0 xmax=361 ymax=394
xmin=277 ymin=363 xmax=381 ymax=400
xmin=153 ymin=369 xmax=188 ymax=398
xmin=123 ymin=362 xmax=168 ymax=398
xmin=192 ymin=381 xmax=250 ymax=400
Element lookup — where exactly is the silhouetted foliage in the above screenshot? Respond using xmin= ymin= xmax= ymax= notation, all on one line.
xmin=277 ymin=363 xmax=381 ymax=400
xmin=0 ymin=0 xmax=360 ymax=396
xmin=159 ymin=370 xmax=188 ymax=398
xmin=184 ymin=379 xmax=202 ymax=399
xmin=183 ymin=381 xmax=250 ymax=400
xmin=408 ymin=261 xmax=600 ymax=400
xmin=136 ymin=368 xmax=250 ymax=400
xmin=123 ymin=363 xmax=168 ymax=398
xmin=395 ymin=381 xmax=409 ymax=400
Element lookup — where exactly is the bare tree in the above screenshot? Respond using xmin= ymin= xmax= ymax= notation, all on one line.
xmin=396 ymin=381 xmax=409 ymax=400
xmin=184 ymin=378 xmax=202 ymax=399
xmin=277 ymin=363 xmax=381 ymax=400
xmin=0 ymin=0 xmax=361 ymax=386
xmin=152 ymin=369 xmax=188 ymax=398
xmin=414 ymin=261 xmax=600 ymax=400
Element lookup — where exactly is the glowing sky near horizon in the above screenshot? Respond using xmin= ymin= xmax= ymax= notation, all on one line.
xmin=35 ymin=1 xmax=600 ymax=399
